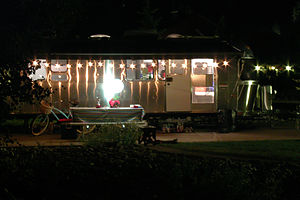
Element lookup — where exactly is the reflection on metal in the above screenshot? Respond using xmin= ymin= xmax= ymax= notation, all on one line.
xmin=130 ymin=81 xmax=133 ymax=102
xmin=85 ymin=61 xmax=89 ymax=103
xmin=147 ymin=82 xmax=150 ymax=105
xmin=46 ymin=70 xmax=53 ymax=103
xmin=245 ymin=80 xmax=253 ymax=108
xmin=47 ymin=71 xmax=52 ymax=88
xmin=58 ymin=81 xmax=61 ymax=103
xmin=120 ymin=63 xmax=126 ymax=81
xmin=155 ymin=80 xmax=158 ymax=103
xmin=93 ymin=65 xmax=97 ymax=98
xmin=139 ymin=81 xmax=142 ymax=103
xmin=184 ymin=59 xmax=188 ymax=76
xmin=68 ymin=68 xmax=71 ymax=102
xmin=261 ymin=85 xmax=272 ymax=111
xmin=76 ymin=62 xmax=80 ymax=101
xmin=238 ymin=80 xmax=258 ymax=114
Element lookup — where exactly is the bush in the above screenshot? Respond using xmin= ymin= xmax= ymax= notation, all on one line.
xmin=81 ymin=124 xmax=143 ymax=147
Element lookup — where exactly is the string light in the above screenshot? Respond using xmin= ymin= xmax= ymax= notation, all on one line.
xmin=212 ymin=62 xmax=218 ymax=68
xmin=32 ymin=60 xmax=38 ymax=66
xmin=141 ymin=63 xmax=146 ymax=68
xmin=223 ymin=61 xmax=229 ymax=66
xmin=151 ymin=62 xmax=156 ymax=67
xmin=255 ymin=65 xmax=261 ymax=71
xmin=120 ymin=64 xmax=125 ymax=68
xmin=130 ymin=64 xmax=135 ymax=69
xmin=98 ymin=62 xmax=103 ymax=67
xmin=182 ymin=63 xmax=187 ymax=68
xmin=44 ymin=63 xmax=49 ymax=67
xmin=161 ymin=60 xmax=166 ymax=66
xmin=77 ymin=63 xmax=82 ymax=68
xmin=171 ymin=63 xmax=176 ymax=68
xmin=88 ymin=62 xmax=93 ymax=67
xmin=67 ymin=64 xmax=71 ymax=69
xmin=55 ymin=64 xmax=60 ymax=68
xmin=286 ymin=65 xmax=292 ymax=71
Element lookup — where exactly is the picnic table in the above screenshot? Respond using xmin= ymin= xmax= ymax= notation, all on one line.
xmin=60 ymin=106 xmax=156 ymax=145
xmin=70 ymin=106 xmax=145 ymax=124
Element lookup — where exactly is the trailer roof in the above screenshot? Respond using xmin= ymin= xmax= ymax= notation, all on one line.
xmin=36 ymin=37 xmax=242 ymax=59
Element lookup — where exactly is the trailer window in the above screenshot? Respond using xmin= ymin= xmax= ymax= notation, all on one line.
xmin=51 ymin=60 xmax=68 ymax=72
xmin=168 ymin=59 xmax=186 ymax=75
xmin=191 ymin=59 xmax=215 ymax=104
xmin=192 ymin=87 xmax=214 ymax=103
xmin=125 ymin=60 xmax=154 ymax=81
xmin=191 ymin=59 xmax=214 ymax=75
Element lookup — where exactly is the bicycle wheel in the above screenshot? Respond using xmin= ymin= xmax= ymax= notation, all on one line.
xmin=32 ymin=114 xmax=50 ymax=136
xmin=77 ymin=125 xmax=96 ymax=135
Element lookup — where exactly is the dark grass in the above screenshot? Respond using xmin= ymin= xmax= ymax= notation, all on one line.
xmin=0 ymin=144 xmax=300 ymax=200
xmin=159 ymin=140 xmax=300 ymax=163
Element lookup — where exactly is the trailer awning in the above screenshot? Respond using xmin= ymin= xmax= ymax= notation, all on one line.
xmin=34 ymin=38 xmax=242 ymax=59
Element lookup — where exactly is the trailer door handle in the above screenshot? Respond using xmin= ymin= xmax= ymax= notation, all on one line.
xmin=166 ymin=77 xmax=173 ymax=82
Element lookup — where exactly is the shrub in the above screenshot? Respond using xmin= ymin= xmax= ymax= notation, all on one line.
xmin=81 ymin=124 xmax=143 ymax=147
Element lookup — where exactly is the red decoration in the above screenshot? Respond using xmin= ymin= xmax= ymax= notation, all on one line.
xmin=109 ymin=99 xmax=120 ymax=108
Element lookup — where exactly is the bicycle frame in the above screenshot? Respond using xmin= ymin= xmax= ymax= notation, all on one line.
xmin=50 ymin=107 xmax=72 ymax=121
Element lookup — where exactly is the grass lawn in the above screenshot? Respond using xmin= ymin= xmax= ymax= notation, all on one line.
xmin=158 ymin=140 xmax=300 ymax=163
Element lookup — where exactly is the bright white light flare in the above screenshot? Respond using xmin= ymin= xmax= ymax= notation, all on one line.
xmin=102 ymin=79 xmax=124 ymax=102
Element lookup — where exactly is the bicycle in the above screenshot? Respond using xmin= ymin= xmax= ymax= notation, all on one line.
xmin=31 ymin=100 xmax=96 ymax=136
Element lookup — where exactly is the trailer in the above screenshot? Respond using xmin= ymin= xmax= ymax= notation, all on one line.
xmin=21 ymin=37 xmax=272 ymax=132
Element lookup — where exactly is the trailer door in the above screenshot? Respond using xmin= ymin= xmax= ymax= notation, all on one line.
xmin=165 ymin=59 xmax=191 ymax=112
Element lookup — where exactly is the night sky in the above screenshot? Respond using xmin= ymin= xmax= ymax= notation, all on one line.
xmin=1 ymin=0 xmax=299 ymax=64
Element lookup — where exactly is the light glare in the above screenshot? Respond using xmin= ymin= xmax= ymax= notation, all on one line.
xmin=223 ymin=61 xmax=229 ymax=66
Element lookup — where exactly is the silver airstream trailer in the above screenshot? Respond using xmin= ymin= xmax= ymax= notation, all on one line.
xmin=25 ymin=38 xmax=271 ymax=132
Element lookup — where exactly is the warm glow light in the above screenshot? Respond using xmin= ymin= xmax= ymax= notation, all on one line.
xmin=151 ymin=62 xmax=156 ymax=67
xmin=108 ymin=63 xmax=114 ymax=68
xmin=102 ymin=79 xmax=124 ymax=102
xmin=55 ymin=64 xmax=60 ymax=68
xmin=77 ymin=63 xmax=82 ymax=68
xmin=67 ymin=64 xmax=71 ymax=69
xmin=141 ymin=63 xmax=146 ymax=68
xmin=182 ymin=64 xmax=187 ymax=68
xmin=98 ymin=62 xmax=103 ymax=67
xmin=286 ymin=66 xmax=292 ymax=71
xmin=88 ymin=62 xmax=93 ymax=67
xmin=212 ymin=62 xmax=218 ymax=68
xmin=223 ymin=61 xmax=229 ymax=66
xmin=130 ymin=64 xmax=135 ymax=69
xmin=202 ymin=63 xmax=208 ymax=68
xmin=161 ymin=60 xmax=166 ymax=66
xmin=270 ymin=66 xmax=275 ymax=70
xmin=32 ymin=60 xmax=38 ymax=66
xmin=255 ymin=65 xmax=261 ymax=71
xmin=120 ymin=64 xmax=125 ymax=68
xmin=171 ymin=63 xmax=176 ymax=67
xmin=44 ymin=63 xmax=49 ymax=67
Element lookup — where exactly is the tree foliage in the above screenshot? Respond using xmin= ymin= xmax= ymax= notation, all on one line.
xmin=0 ymin=0 xmax=85 ymax=121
